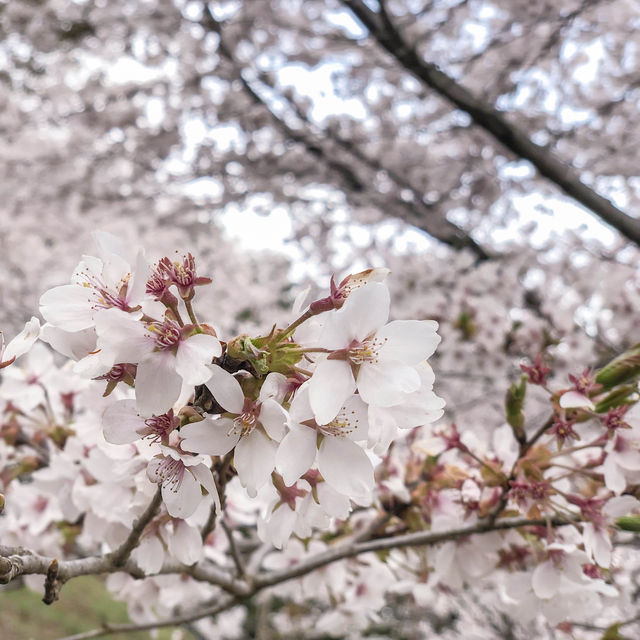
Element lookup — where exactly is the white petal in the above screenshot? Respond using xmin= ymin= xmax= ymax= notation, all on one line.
xmin=292 ymin=286 xmax=311 ymax=315
xmin=205 ymin=364 xmax=245 ymax=414
xmin=259 ymin=372 xmax=288 ymax=403
xmin=288 ymin=383 xmax=314 ymax=424
xmin=316 ymin=482 xmax=351 ymax=519
xmin=127 ymin=250 xmax=150 ymax=305
xmin=176 ymin=334 xmax=222 ymax=385
xmin=531 ymin=560 xmax=558 ymax=599
xmin=234 ymin=430 xmax=276 ymax=498
xmin=309 ymin=359 xmax=355 ymax=425
xmin=92 ymin=231 xmax=127 ymax=261
xmin=103 ymin=400 xmax=144 ymax=444
xmin=276 ymin=425 xmax=317 ymax=486
xmin=131 ymin=535 xmax=164 ymax=575
xmin=559 ymin=390 xmax=594 ymax=409
xmin=168 ymin=520 xmax=203 ymax=565
xmin=583 ymin=523 xmax=611 ymax=567
xmin=180 ymin=417 xmax=241 ymax=456
xmin=603 ymin=495 xmax=640 ymax=518
xmin=357 ymin=362 xmax=420 ymax=406
xmin=320 ymin=312 xmax=356 ymax=350
xmin=342 ymin=283 xmax=390 ymax=341
xmin=162 ymin=467 xmax=201 ymax=519
xmin=3 ymin=317 xmax=40 ymax=362
xmin=259 ymin=398 xmax=288 ymax=442
xmin=39 ymin=285 xmax=95 ymax=331
xmin=603 ymin=455 xmax=627 ymax=495
xmin=95 ymin=309 xmax=152 ymax=364
xmin=135 ymin=355 xmax=182 ymax=416
xmin=376 ymin=320 xmax=440 ymax=364
xmin=39 ymin=324 xmax=97 ymax=361
xmin=318 ymin=437 xmax=373 ymax=500
xmin=190 ymin=463 xmax=221 ymax=514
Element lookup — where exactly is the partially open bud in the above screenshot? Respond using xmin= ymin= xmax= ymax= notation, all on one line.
xmin=505 ymin=376 xmax=527 ymax=445
xmin=616 ymin=515 xmax=640 ymax=532
xmin=596 ymin=344 xmax=640 ymax=390
xmin=310 ymin=268 xmax=390 ymax=313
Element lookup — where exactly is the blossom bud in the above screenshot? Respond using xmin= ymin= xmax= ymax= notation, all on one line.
xmin=505 ymin=376 xmax=527 ymax=444
xmin=616 ymin=515 xmax=640 ymax=532
xmin=309 ymin=268 xmax=390 ymax=313
xmin=593 ymin=385 xmax=639 ymax=414
xmin=595 ymin=343 xmax=640 ymax=390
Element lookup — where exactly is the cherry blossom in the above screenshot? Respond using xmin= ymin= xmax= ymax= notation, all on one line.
xmin=180 ymin=366 xmax=287 ymax=497
xmin=147 ymin=446 xmax=220 ymax=519
xmin=308 ymin=282 xmax=440 ymax=424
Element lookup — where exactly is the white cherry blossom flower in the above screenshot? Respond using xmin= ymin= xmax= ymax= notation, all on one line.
xmin=276 ymin=384 xmax=373 ymax=502
xmin=147 ymin=446 xmax=220 ymax=519
xmin=308 ymin=282 xmax=440 ymax=424
xmin=582 ymin=495 xmax=640 ymax=567
xmin=39 ymin=232 xmax=149 ymax=332
xmin=87 ymin=309 xmax=221 ymax=415
xmin=180 ymin=366 xmax=288 ymax=497
xmin=102 ymin=399 xmax=179 ymax=445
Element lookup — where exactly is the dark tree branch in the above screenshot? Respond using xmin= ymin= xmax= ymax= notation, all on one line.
xmin=343 ymin=0 xmax=640 ymax=248
xmin=201 ymin=8 xmax=490 ymax=260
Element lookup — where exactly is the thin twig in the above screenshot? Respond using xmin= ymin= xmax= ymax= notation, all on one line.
xmin=221 ymin=520 xmax=246 ymax=578
xmin=109 ymin=487 xmax=162 ymax=567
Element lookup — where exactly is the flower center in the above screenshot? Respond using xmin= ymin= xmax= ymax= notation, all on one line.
xmin=155 ymin=457 xmax=185 ymax=492
xmin=231 ymin=399 xmax=260 ymax=436
xmin=346 ymin=336 xmax=387 ymax=365
xmin=317 ymin=406 xmax=361 ymax=437
xmin=160 ymin=254 xmax=197 ymax=287
xmin=142 ymin=411 xmax=178 ymax=443
xmin=147 ymin=319 xmax=182 ymax=349
xmin=80 ymin=271 xmax=131 ymax=311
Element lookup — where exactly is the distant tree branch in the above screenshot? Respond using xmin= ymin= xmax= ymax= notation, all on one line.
xmin=343 ymin=0 xmax=640 ymax=248
xmin=201 ymin=7 xmax=490 ymax=260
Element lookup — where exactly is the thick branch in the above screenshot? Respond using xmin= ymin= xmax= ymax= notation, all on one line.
xmin=0 ymin=548 xmax=247 ymax=595
xmin=55 ymin=514 xmax=579 ymax=640
xmin=343 ymin=0 xmax=640 ymax=247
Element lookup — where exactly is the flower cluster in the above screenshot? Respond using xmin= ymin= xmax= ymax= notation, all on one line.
xmin=1 ymin=232 xmax=640 ymax=639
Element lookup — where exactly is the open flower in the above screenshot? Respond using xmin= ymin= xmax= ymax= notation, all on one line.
xmin=147 ymin=446 xmax=220 ymax=519
xmin=102 ymin=399 xmax=179 ymax=445
xmin=87 ymin=309 xmax=221 ymax=415
xmin=276 ymin=385 xmax=373 ymax=502
xmin=309 ymin=283 xmax=440 ymax=424
xmin=39 ymin=231 xmax=149 ymax=332
xmin=180 ymin=366 xmax=288 ymax=497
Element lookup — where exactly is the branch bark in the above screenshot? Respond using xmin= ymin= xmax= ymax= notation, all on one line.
xmin=52 ymin=514 xmax=579 ymax=640
xmin=343 ymin=0 xmax=640 ymax=247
